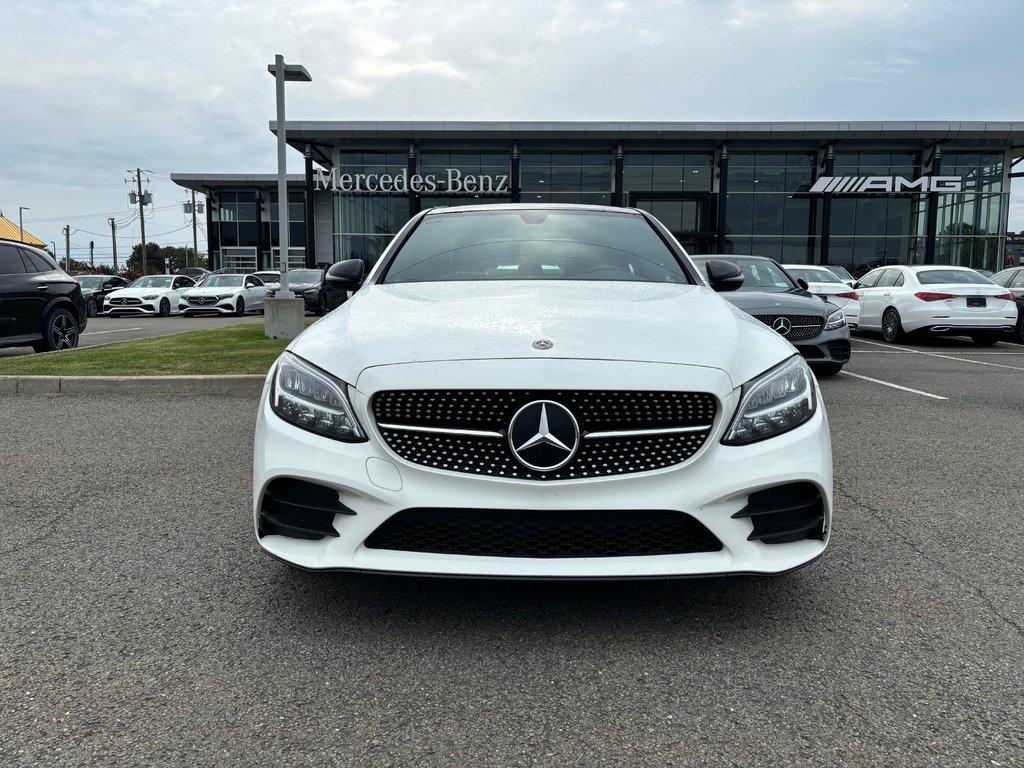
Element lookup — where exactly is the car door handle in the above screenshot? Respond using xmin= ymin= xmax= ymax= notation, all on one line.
xmin=882 ymin=292 xmax=891 ymax=296
xmin=37 ymin=284 xmax=50 ymax=291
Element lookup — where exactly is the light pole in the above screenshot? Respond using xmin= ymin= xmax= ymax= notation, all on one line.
xmin=268 ymin=54 xmax=311 ymax=298
xmin=18 ymin=206 xmax=30 ymax=242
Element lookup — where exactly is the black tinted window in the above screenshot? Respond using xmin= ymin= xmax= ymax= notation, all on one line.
xmin=20 ymin=248 xmax=56 ymax=273
xmin=0 ymin=244 xmax=27 ymax=274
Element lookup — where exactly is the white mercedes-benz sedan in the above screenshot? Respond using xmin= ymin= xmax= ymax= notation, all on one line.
xmin=178 ymin=273 xmax=266 ymax=316
xmin=104 ymin=274 xmax=196 ymax=317
xmin=782 ymin=264 xmax=862 ymax=330
xmin=253 ymin=204 xmax=833 ymax=578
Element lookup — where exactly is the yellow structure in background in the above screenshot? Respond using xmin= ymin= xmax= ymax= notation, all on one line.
xmin=0 ymin=213 xmax=47 ymax=248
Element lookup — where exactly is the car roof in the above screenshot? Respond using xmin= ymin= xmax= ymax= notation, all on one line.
xmin=422 ymin=202 xmax=646 ymax=216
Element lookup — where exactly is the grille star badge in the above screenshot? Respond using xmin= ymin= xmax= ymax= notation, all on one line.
xmin=532 ymin=339 xmax=553 ymax=350
xmin=771 ymin=317 xmax=792 ymax=335
xmin=508 ymin=400 xmax=579 ymax=472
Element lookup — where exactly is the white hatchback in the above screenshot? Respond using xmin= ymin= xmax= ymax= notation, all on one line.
xmin=253 ymin=204 xmax=833 ymax=579
xmin=855 ymin=265 xmax=1017 ymax=345
xmin=782 ymin=264 xmax=861 ymax=330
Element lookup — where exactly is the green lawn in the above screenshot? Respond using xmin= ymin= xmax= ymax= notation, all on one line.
xmin=0 ymin=324 xmax=299 ymax=376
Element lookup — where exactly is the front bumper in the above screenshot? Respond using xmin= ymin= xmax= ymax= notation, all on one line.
xmin=253 ymin=360 xmax=833 ymax=578
xmin=104 ymin=299 xmax=161 ymax=316
xmin=180 ymin=299 xmax=235 ymax=315
xmin=789 ymin=326 xmax=852 ymax=367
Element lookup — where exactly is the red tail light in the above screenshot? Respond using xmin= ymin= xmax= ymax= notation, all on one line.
xmin=914 ymin=291 xmax=957 ymax=302
xmin=994 ymin=292 xmax=1014 ymax=302
xmin=836 ymin=291 xmax=859 ymax=300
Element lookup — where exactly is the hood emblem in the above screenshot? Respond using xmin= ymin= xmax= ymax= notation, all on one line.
xmin=508 ymin=401 xmax=579 ymax=472
xmin=532 ymin=339 xmax=553 ymax=350
xmin=771 ymin=317 xmax=792 ymax=335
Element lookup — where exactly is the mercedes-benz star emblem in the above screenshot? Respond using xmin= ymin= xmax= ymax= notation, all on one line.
xmin=508 ymin=400 xmax=579 ymax=472
xmin=532 ymin=339 xmax=553 ymax=350
xmin=771 ymin=317 xmax=792 ymax=335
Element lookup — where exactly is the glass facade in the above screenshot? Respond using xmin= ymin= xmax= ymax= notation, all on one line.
xmin=196 ymin=132 xmax=1013 ymax=275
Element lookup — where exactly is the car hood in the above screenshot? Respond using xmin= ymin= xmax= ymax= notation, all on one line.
xmin=288 ymin=281 xmax=796 ymax=390
xmin=184 ymin=286 xmax=244 ymax=296
xmin=107 ymin=286 xmax=176 ymax=298
xmin=274 ymin=281 xmax=319 ymax=291
xmin=720 ymin=289 xmax=839 ymax=315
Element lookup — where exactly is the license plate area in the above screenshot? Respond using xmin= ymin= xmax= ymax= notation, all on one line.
xmin=967 ymin=297 xmax=986 ymax=308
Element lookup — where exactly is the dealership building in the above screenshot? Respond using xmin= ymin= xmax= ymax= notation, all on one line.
xmin=171 ymin=121 xmax=1024 ymax=275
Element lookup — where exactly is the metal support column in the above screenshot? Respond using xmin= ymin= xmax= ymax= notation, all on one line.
xmin=511 ymin=141 xmax=521 ymax=203
xmin=408 ymin=141 xmax=419 ymax=220
xmin=612 ymin=143 xmax=624 ymax=207
xmin=716 ymin=145 xmax=729 ymax=254
xmin=819 ymin=145 xmax=835 ymax=265
xmin=304 ymin=144 xmax=316 ymax=267
xmin=924 ymin=145 xmax=942 ymax=265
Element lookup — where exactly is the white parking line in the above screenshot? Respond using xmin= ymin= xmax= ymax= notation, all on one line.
xmin=82 ymin=327 xmax=144 ymax=336
xmin=854 ymin=338 xmax=1024 ymax=371
xmin=838 ymin=371 xmax=948 ymax=400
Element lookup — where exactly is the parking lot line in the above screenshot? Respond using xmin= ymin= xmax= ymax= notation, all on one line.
xmin=82 ymin=327 xmax=144 ymax=336
xmin=838 ymin=370 xmax=949 ymax=400
xmin=853 ymin=338 xmax=1024 ymax=371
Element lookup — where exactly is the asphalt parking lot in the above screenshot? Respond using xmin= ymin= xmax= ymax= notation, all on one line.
xmin=1 ymin=334 xmax=1022 ymax=766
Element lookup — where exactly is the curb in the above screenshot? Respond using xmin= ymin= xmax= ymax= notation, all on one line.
xmin=0 ymin=375 xmax=266 ymax=396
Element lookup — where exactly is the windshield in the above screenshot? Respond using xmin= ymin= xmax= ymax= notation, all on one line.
xmin=786 ymin=267 xmax=844 ymax=284
xmin=255 ymin=272 xmax=280 ymax=281
xmin=76 ymin=276 xmax=105 ymax=289
xmin=917 ymin=269 xmax=992 ymax=286
xmin=692 ymin=257 xmax=796 ymax=292
xmin=826 ymin=265 xmax=854 ymax=281
xmin=288 ymin=270 xmax=321 ymax=282
xmin=382 ymin=209 xmax=690 ymax=284
xmin=130 ymin=276 xmax=173 ymax=288
xmin=202 ymin=275 xmax=244 ymax=287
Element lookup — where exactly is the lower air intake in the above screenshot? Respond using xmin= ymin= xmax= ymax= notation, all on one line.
xmin=732 ymin=482 xmax=825 ymax=544
xmin=364 ymin=508 xmax=722 ymax=558
xmin=258 ymin=477 xmax=352 ymax=540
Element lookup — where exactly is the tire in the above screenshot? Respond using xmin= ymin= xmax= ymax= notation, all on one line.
xmin=316 ymin=293 xmax=327 ymax=317
xmin=235 ymin=297 xmax=246 ymax=317
xmin=86 ymin=298 xmax=98 ymax=318
xmin=32 ymin=307 xmax=80 ymax=352
xmin=971 ymin=334 xmax=998 ymax=347
xmin=881 ymin=308 xmax=905 ymax=343
xmin=158 ymin=298 xmax=170 ymax=317
xmin=812 ymin=362 xmax=844 ymax=376
xmin=1018 ymin=318 xmax=1024 ymax=344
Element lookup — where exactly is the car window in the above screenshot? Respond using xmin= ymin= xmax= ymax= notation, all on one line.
xmin=991 ymin=270 xmax=1012 ymax=287
xmin=1010 ymin=270 xmax=1024 ymax=289
xmin=786 ymin=267 xmax=843 ymax=284
xmin=382 ymin=209 xmax=690 ymax=284
xmin=917 ymin=269 xmax=992 ymax=285
xmin=0 ymin=244 xmax=28 ymax=274
xmin=893 ymin=273 xmax=904 ymax=287
xmin=20 ymin=248 xmax=56 ymax=273
xmin=856 ymin=270 xmax=881 ymax=288
xmin=875 ymin=269 xmax=901 ymax=288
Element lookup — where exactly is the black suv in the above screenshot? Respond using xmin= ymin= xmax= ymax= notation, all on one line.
xmin=0 ymin=240 xmax=87 ymax=352
xmin=264 ymin=267 xmax=347 ymax=316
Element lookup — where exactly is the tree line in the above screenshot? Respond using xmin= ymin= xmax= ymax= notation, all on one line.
xmin=50 ymin=243 xmax=208 ymax=280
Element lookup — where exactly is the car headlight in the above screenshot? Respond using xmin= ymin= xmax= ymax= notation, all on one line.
xmin=142 ymin=294 xmax=158 ymax=300
xmin=218 ymin=294 xmax=233 ymax=301
xmin=722 ymin=355 xmax=817 ymax=445
xmin=270 ymin=352 xmax=366 ymax=442
xmin=823 ymin=309 xmax=846 ymax=331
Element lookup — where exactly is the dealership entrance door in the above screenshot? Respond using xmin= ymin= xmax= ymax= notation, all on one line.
xmin=629 ymin=192 xmax=715 ymax=254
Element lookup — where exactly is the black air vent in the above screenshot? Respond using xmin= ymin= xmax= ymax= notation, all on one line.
xmin=258 ymin=478 xmax=353 ymax=540
xmin=732 ymin=482 xmax=825 ymax=544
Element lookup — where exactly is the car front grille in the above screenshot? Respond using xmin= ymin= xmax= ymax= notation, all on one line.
xmin=364 ymin=508 xmax=723 ymax=558
xmin=187 ymin=296 xmax=219 ymax=305
xmin=752 ymin=314 xmax=825 ymax=340
xmin=110 ymin=297 xmax=142 ymax=306
xmin=373 ymin=389 xmax=717 ymax=481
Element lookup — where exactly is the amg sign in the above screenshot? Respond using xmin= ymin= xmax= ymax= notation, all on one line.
xmin=808 ymin=176 xmax=963 ymax=194
xmin=314 ymin=167 xmax=509 ymax=194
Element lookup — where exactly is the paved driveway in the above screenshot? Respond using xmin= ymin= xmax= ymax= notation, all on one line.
xmin=1 ymin=337 xmax=1022 ymax=766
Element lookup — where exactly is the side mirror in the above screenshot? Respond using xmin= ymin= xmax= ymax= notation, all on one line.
xmin=326 ymin=259 xmax=366 ymax=291
xmin=796 ymin=277 xmax=809 ymax=291
xmin=102 ymin=282 xmax=114 ymax=291
xmin=703 ymin=259 xmax=744 ymax=292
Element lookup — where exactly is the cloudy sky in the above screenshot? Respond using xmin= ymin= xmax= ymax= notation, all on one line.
xmin=1 ymin=0 xmax=1021 ymax=267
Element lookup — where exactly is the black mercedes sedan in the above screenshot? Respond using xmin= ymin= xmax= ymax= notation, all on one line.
xmin=264 ymin=267 xmax=347 ymax=316
xmin=692 ymin=255 xmax=851 ymax=375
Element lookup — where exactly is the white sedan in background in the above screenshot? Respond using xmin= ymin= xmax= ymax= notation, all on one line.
xmin=855 ymin=265 xmax=1017 ymax=345
xmin=179 ymin=274 xmax=266 ymax=316
xmin=104 ymin=274 xmax=196 ymax=317
xmin=783 ymin=264 xmax=861 ymax=330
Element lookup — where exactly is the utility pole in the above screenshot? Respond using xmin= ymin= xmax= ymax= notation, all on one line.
xmin=62 ymin=225 xmax=71 ymax=272
xmin=109 ymin=217 xmax=119 ymax=272
xmin=18 ymin=206 xmax=30 ymax=242
xmin=135 ymin=168 xmax=147 ymax=273
xmin=89 ymin=241 xmax=94 ymax=269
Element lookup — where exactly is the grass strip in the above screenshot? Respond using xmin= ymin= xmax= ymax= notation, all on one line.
xmin=0 ymin=324 xmax=297 ymax=376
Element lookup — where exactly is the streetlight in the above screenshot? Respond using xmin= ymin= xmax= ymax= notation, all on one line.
xmin=268 ymin=54 xmax=311 ymax=298
xmin=18 ymin=206 xmax=30 ymax=242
